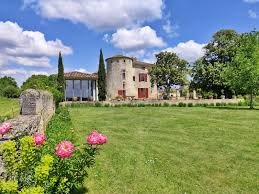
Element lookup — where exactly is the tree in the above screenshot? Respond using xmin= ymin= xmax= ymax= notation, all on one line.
xmin=0 ymin=76 xmax=20 ymax=98
xmin=150 ymin=51 xmax=188 ymax=99
xmin=21 ymin=75 xmax=63 ymax=106
xmin=97 ymin=49 xmax=106 ymax=101
xmin=224 ymin=30 xmax=259 ymax=109
xmin=191 ymin=29 xmax=239 ymax=97
xmin=3 ymin=85 xmax=20 ymax=98
xmin=57 ymin=52 xmax=65 ymax=99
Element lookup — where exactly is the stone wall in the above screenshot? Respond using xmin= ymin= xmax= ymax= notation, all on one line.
xmin=0 ymin=89 xmax=55 ymax=142
xmin=0 ymin=89 xmax=55 ymax=175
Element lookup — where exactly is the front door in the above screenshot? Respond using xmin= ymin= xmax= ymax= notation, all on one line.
xmin=138 ymin=88 xmax=148 ymax=99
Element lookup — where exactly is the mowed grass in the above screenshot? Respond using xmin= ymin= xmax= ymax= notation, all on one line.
xmin=69 ymin=107 xmax=259 ymax=194
xmin=0 ymin=97 xmax=19 ymax=119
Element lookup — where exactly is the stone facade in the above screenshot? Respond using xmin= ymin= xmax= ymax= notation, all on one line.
xmin=106 ymin=55 xmax=157 ymax=100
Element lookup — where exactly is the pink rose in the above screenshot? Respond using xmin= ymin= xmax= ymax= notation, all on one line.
xmin=55 ymin=141 xmax=75 ymax=158
xmin=87 ymin=131 xmax=100 ymax=145
xmin=86 ymin=131 xmax=107 ymax=145
xmin=98 ymin=133 xmax=107 ymax=145
xmin=0 ymin=122 xmax=12 ymax=136
xmin=33 ymin=133 xmax=46 ymax=145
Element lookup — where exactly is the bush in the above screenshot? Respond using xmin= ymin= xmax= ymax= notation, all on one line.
xmin=187 ymin=103 xmax=193 ymax=107
xmin=216 ymin=102 xmax=221 ymax=106
xmin=0 ymin=108 xmax=107 ymax=193
xmin=163 ymin=102 xmax=170 ymax=107
xmin=94 ymin=102 xmax=102 ymax=107
xmin=178 ymin=102 xmax=186 ymax=107
xmin=2 ymin=86 xmax=20 ymax=98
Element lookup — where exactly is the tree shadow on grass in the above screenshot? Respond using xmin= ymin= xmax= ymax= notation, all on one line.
xmin=205 ymin=106 xmax=259 ymax=111
xmin=71 ymin=187 xmax=89 ymax=194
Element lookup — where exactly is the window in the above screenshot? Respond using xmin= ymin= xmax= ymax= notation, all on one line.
xmin=142 ymin=67 xmax=146 ymax=70
xmin=133 ymin=76 xmax=135 ymax=81
xmin=139 ymin=73 xmax=147 ymax=82
xmin=122 ymin=70 xmax=126 ymax=80
xmin=123 ymin=82 xmax=126 ymax=89
xmin=123 ymin=60 xmax=126 ymax=63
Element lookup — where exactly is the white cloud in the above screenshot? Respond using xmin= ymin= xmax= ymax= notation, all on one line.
xmin=103 ymin=34 xmax=110 ymax=43
xmin=162 ymin=20 xmax=179 ymax=38
xmin=248 ymin=10 xmax=258 ymax=18
xmin=0 ymin=67 xmax=53 ymax=86
xmin=73 ymin=68 xmax=91 ymax=74
xmin=163 ymin=40 xmax=206 ymax=63
xmin=142 ymin=40 xmax=206 ymax=63
xmin=23 ymin=0 xmax=164 ymax=30
xmin=110 ymin=26 xmax=166 ymax=50
xmin=244 ymin=0 xmax=259 ymax=3
xmin=0 ymin=21 xmax=72 ymax=67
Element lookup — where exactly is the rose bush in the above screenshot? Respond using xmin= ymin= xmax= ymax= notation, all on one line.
xmin=0 ymin=122 xmax=12 ymax=136
xmin=0 ymin=108 xmax=107 ymax=194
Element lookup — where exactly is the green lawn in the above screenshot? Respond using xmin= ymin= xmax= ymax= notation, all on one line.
xmin=0 ymin=97 xmax=19 ymax=120
xmin=69 ymin=107 xmax=259 ymax=194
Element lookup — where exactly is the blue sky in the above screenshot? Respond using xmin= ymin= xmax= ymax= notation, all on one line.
xmin=0 ymin=0 xmax=258 ymax=85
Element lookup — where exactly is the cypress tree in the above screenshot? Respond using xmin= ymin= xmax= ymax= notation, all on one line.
xmin=98 ymin=49 xmax=106 ymax=101
xmin=57 ymin=51 xmax=65 ymax=99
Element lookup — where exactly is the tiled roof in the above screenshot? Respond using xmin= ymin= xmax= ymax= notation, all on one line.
xmin=64 ymin=71 xmax=98 ymax=80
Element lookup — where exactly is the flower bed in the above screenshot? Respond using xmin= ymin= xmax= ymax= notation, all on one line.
xmin=0 ymin=108 xmax=107 ymax=193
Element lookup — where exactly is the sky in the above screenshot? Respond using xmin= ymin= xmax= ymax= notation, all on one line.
xmin=0 ymin=0 xmax=258 ymax=85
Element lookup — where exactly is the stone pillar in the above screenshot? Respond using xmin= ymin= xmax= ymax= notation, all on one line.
xmin=20 ymin=89 xmax=55 ymax=131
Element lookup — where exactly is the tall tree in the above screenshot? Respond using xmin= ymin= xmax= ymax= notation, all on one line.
xmin=0 ymin=76 xmax=20 ymax=98
xmin=224 ymin=30 xmax=259 ymax=109
xmin=191 ymin=29 xmax=239 ymax=97
xmin=98 ymin=49 xmax=106 ymax=101
xmin=150 ymin=51 xmax=188 ymax=99
xmin=57 ymin=51 xmax=65 ymax=100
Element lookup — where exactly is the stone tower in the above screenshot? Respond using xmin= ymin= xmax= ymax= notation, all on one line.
xmin=106 ymin=55 xmax=135 ymax=99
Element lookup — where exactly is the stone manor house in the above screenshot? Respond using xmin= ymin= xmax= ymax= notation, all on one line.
xmin=64 ymin=55 xmax=158 ymax=101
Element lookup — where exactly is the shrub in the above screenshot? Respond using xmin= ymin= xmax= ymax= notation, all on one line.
xmin=216 ymin=102 xmax=221 ymax=106
xmin=163 ymin=102 xmax=170 ymax=107
xmin=178 ymin=102 xmax=186 ymax=107
xmin=94 ymin=102 xmax=102 ymax=107
xmin=104 ymin=104 xmax=110 ymax=107
xmin=0 ymin=109 xmax=107 ymax=193
xmin=187 ymin=103 xmax=193 ymax=107
xmin=2 ymin=86 xmax=20 ymax=98
xmin=203 ymin=103 xmax=208 ymax=107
